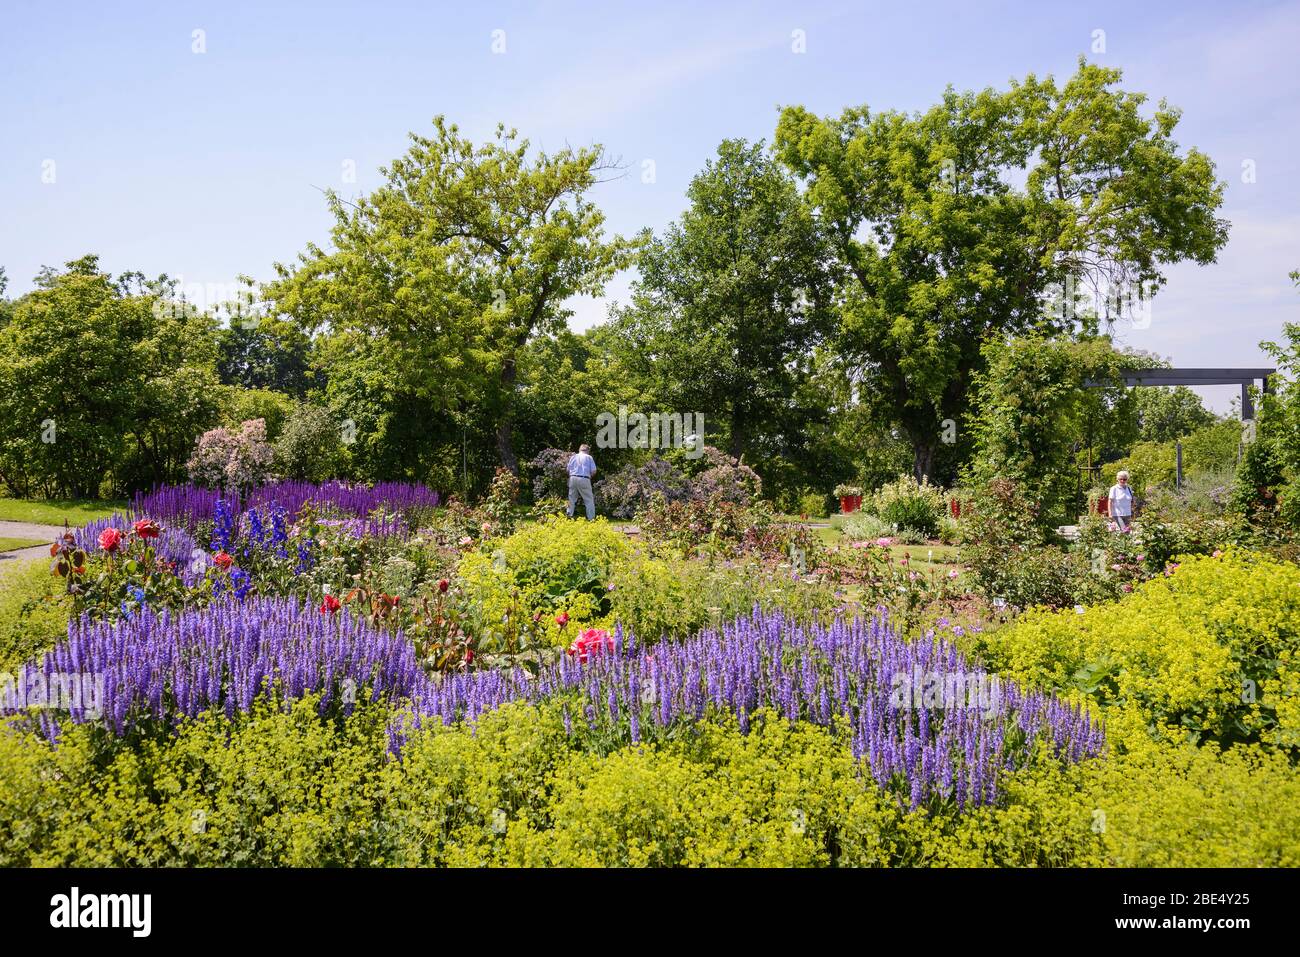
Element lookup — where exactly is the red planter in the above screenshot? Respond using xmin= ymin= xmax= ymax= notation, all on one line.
xmin=840 ymin=495 xmax=862 ymax=514
xmin=1096 ymin=496 xmax=1109 ymax=516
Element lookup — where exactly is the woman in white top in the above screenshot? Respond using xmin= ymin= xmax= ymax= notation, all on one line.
xmin=1108 ymin=470 xmax=1135 ymax=532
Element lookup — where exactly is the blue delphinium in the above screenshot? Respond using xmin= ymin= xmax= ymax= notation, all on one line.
xmin=212 ymin=498 xmax=236 ymax=552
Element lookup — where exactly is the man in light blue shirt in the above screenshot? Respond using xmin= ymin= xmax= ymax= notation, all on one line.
xmin=567 ymin=443 xmax=597 ymax=520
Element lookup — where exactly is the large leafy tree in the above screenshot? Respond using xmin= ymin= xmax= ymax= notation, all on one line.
xmin=216 ymin=315 xmax=313 ymax=398
xmin=514 ymin=328 xmax=645 ymax=467
xmin=268 ymin=118 xmax=636 ymax=474
xmin=0 ymin=256 xmax=222 ymax=497
xmin=610 ymin=139 xmax=836 ymax=486
xmin=1134 ymin=386 xmax=1217 ymax=443
xmin=775 ymin=61 xmax=1229 ymax=482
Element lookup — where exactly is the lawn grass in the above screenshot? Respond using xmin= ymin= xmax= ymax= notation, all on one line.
xmin=0 ymin=537 xmax=45 ymax=552
xmin=0 ymin=497 xmax=125 ymax=525
xmin=0 ymin=558 xmax=70 ymax=671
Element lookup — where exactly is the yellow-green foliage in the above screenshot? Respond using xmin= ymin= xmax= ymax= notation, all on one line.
xmin=973 ymin=550 xmax=1300 ymax=748
xmin=384 ymin=702 xmax=573 ymax=866
xmin=3 ymin=699 xmax=1299 ymax=867
xmin=0 ymin=558 xmax=71 ymax=672
xmin=869 ymin=474 xmax=945 ymax=537
xmin=0 ymin=697 xmax=395 ymax=866
xmin=1106 ymin=441 xmax=1176 ymax=495
xmin=1079 ymin=735 xmax=1300 ymax=867
xmin=505 ymin=714 xmax=898 ymax=867
xmin=456 ymin=517 xmax=633 ymax=645
xmin=606 ymin=553 xmax=839 ymax=642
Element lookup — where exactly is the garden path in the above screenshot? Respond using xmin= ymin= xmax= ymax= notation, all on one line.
xmin=0 ymin=520 xmax=65 ymax=563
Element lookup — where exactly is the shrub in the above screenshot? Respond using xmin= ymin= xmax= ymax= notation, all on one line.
xmin=972 ymin=550 xmax=1300 ymax=751
xmin=962 ymin=478 xmax=1097 ymax=609
xmin=455 ymin=517 xmax=633 ymax=648
xmin=1105 ymin=441 xmax=1176 ymax=498
xmin=688 ymin=447 xmax=762 ymax=506
xmin=841 ymin=512 xmax=890 ymax=541
xmin=527 ymin=448 xmax=573 ymax=502
xmin=796 ymin=490 xmax=830 ymax=519
xmin=605 ymin=554 xmax=839 ymax=643
xmin=0 ymin=696 xmax=396 ymax=866
xmin=1077 ymin=735 xmax=1300 ymax=867
xmin=482 ymin=467 xmax=520 ymax=536
xmin=593 ymin=456 xmax=691 ymax=519
xmin=273 ymin=404 xmax=346 ymax=482
xmin=870 ymin=475 xmax=945 ymax=538
xmin=507 ymin=714 xmax=897 ymax=867
xmin=187 ymin=418 xmax=275 ymax=491
xmin=0 ymin=559 xmax=71 ymax=673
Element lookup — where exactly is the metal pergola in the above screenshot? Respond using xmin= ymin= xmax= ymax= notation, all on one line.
xmin=1084 ymin=368 xmax=1275 ymax=419
xmin=1077 ymin=367 xmax=1276 ymax=501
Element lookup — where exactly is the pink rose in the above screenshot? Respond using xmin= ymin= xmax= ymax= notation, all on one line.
xmin=98 ymin=527 xmax=123 ymax=553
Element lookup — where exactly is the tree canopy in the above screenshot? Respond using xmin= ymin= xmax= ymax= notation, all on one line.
xmin=267 ymin=117 xmax=637 ymax=474
xmin=775 ymin=60 xmax=1228 ymax=481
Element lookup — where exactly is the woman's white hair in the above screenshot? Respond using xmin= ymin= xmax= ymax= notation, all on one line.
xmin=1116 ymin=470 xmax=1130 ymax=480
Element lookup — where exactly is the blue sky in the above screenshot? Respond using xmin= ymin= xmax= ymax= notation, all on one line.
xmin=3 ymin=0 xmax=1297 ymax=411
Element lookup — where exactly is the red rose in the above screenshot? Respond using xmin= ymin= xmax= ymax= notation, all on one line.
xmin=464 ymin=647 xmax=475 ymax=664
xmin=98 ymin=528 xmax=123 ymax=553
xmin=213 ymin=551 xmax=234 ymax=571
xmin=438 ymin=579 xmax=449 ymax=593
xmin=555 ymin=612 xmax=569 ymax=627
xmin=133 ymin=519 xmax=161 ymax=539
xmin=320 ymin=594 xmax=341 ymax=614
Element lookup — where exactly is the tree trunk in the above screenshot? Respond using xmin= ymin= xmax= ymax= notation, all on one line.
xmin=912 ymin=439 xmax=936 ymax=484
xmin=495 ymin=358 xmax=519 ymax=474
xmin=729 ymin=411 xmax=743 ymax=459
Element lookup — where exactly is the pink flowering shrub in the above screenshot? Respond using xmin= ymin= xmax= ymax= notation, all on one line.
xmin=187 ymin=419 xmax=275 ymax=491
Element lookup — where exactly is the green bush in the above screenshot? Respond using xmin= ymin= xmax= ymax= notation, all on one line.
xmin=456 ymin=516 xmax=633 ymax=647
xmin=1104 ymin=442 xmax=1175 ymax=498
xmin=970 ymin=550 xmax=1300 ymax=751
xmin=4 ymin=695 xmax=1299 ymax=867
xmin=273 ymin=403 xmax=347 ymax=482
xmin=0 ymin=559 xmax=71 ymax=672
xmin=1078 ymin=735 xmax=1300 ymax=867
xmin=840 ymin=512 xmax=890 ymax=541
xmin=0 ymin=697 xmax=395 ymax=866
xmin=506 ymin=713 xmax=897 ymax=867
xmin=962 ymin=479 xmax=1099 ymax=609
xmin=870 ymin=475 xmax=945 ymax=538
xmin=796 ymin=490 xmax=830 ymax=519
xmin=607 ymin=554 xmax=838 ymax=643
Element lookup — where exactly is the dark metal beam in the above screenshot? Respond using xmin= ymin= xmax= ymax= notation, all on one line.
xmin=1082 ymin=367 xmax=1275 ymax=420
xmin=1084 ymin=368 xmax=1274 ymax=388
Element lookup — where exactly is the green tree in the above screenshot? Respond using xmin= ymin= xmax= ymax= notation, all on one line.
xmin=514 ymin=329 xmax=644 ymax=468
xmin=0 ymin=267 xmax=11 ymax=331
xmin=611 ymin=139 xmax=835 ymax=482
xmin=1134 ymin=386 xmax=1217 ymax=442
xmin=274 ymin=403 xmax=347 ymax=482
xmin=216 ymin=316 xmax=313 ymax=398
xmin=775 ymin=60 xmax=1228 ymax=481
xmin=268 ymin=117 xmax=636 ymax=474
xmin=967 ymin=336 xmax=1140 ymax=524
xmin=0 ymin=256 xmax=222 ymax=497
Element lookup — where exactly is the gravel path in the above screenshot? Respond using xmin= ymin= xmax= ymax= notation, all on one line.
xmin=0 ymin=520 xmax=66 ymax=565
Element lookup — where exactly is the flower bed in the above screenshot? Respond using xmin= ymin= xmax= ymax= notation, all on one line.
xmin=131 ymin=480 xmax=440 ymax=531
xmin=6 ymin=599 xmax=1101 ymax=813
